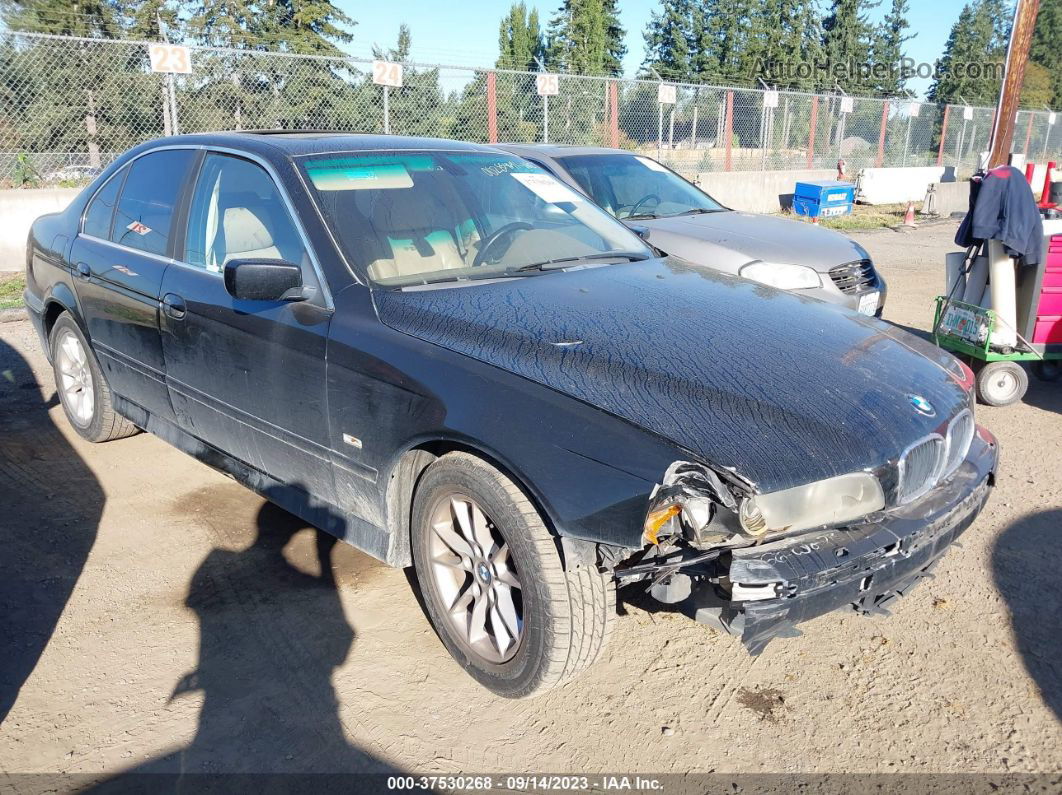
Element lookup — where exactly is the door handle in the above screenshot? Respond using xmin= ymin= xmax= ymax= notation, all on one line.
xmin=162 ymin=293 xmax=186 ymax=320
xmin=75 ymin=262 xmax=91 ymax=280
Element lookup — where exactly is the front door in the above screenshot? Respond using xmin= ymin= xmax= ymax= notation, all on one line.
xmin=159 ymin=152 xmax=335 ymax=502
xmin=69 ymin=148 xmax=198 ymax=422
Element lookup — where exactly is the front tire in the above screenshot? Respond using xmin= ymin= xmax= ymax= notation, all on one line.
xmin=410 ymin=452 xmax=615 ymax=698
xmin=50 ymin=313 xmax=138 ymax=442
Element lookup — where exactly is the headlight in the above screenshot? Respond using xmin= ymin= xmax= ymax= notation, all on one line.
xmin=739 ymin=260 xmax=821 ymax=290
xmin=738 ymin=471 xmax=885 ymax=536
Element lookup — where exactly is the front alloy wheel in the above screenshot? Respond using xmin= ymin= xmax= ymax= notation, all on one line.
xmin=427 ymin=494 xmax=524 ymax=663
xmin=411 ymin=452 xmax=615 ymax=698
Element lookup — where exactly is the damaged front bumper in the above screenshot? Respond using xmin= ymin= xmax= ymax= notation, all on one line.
xmin=666 ymin=427 xmax=997 ymax=654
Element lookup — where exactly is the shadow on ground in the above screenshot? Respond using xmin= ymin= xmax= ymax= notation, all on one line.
xmin=991 ymin=508 xmax=1062 ymax=723
xmin=94 ymin=489 xmax=399 ymax=785
xmin=0 ymin=336 xmax=103 ymax=724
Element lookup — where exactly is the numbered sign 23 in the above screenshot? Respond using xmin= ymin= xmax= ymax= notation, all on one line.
xmin=372 ymin=60 xmax=403 ymax=88
xmin=148 ymin=44 xmax=191 ymax=74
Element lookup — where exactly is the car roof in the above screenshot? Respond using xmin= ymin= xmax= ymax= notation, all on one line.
xmin=495 ymin=143 xmax=628 ymax=159
xmin=137 ymin=130 xmax=501 ymax=159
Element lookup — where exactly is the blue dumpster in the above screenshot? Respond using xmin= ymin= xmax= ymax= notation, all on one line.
xmin=792 ymin=180 xmax=854 ymax=219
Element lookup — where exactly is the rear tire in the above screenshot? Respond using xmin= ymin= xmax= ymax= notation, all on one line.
xmin=974 ymin=360 xmax=1028 ymax=407
xmin=410 ymin=452 xmax=615 ymax=698
xmin=49 ymin=313 xmax=138 ymax=442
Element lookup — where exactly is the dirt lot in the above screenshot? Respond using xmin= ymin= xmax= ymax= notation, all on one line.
xmin=1 ymin=221 xmax=1060 ymax=778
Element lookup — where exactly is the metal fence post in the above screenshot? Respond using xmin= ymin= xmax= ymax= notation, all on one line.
xmin=168 ymin=73 xmax=180 ymax=135
xmin=876 ymin=101 xmax=889 ymax=168
xmin=486 ymin=71 xmax=498 ymax=144
xmin=656 ymin=96 xmax=663 ymax=160
xmin=807 ymin=95 xmax=818 ymax=169
xmin=609 ymin=81 xmax=619 ymax=148
xmin=937 ymin=105 xmax=950 ymax=166
xmin=542 ymin=94 xmax=549 ymax=143
xmin=382 ymin=85 xmax=390 ymax=135
xmin=724 ymin=90 xmax=733 ymax=171
xmin=1023 ymin=112 xmax=1034 ymax=155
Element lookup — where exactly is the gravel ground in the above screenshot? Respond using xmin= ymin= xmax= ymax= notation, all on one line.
xmin=1 ymin=221 xmax=1060 ymax=778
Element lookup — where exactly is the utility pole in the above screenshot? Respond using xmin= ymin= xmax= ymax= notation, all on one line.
xmin=987 ymin=0 xmax=1040 ymax=168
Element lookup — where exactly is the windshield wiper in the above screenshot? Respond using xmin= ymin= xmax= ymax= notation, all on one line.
xmin=512 ymin=251 xmax=650 ymax=273
xmin=669 ymin=207 xmax=719 ymax=217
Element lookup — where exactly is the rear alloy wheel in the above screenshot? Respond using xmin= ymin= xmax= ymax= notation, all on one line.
xmin=411 ymin=452 xmax=615 ymax=698
xmin=49 ymin=313 xmax=138 ymax=442
xmin=975 ymin=360 xmax=1028 ymax=407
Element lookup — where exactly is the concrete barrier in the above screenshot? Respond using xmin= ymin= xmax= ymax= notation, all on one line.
xmin=694 ymin=168 xmax=838 ymax=214
xmin=0 ymin=188 xmax=80 ymax=272
xmin=924 ymin=180 xmax=971 ymax=217
xmin=854 ymin=166 xmax=956 ymax=205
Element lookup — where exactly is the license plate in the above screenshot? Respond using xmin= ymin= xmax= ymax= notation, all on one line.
xmin=857 ymin=291 xmax=879 ymax=315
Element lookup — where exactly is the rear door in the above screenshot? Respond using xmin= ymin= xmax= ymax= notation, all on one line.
xmin=159 ymin=151 xmax=335 ymax=501
xmin=69 ymin=148 xmax=199 ymax=422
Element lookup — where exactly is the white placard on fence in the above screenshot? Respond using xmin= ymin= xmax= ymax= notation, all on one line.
xmin=839 ymin=96 xmax=854 ymax=114
xmin=963 ymin=106 xmax=974 ymax=121
xmin=1050 ymin=113 xmax=1057 ymax=125
xmin=657 ymin=84 xmax=676 ymax=104
xmin=372 ymin=60 xmax=403 ymax=88
xmin=763 ymin=90 xmax=779 ymax=108
xmin=536 ymin=73 xmax=559 ymax=96
xmin=908 ymin=102 xmax=921 ymax=117
xmin=148 ymin=44 xmax=191 ymax=74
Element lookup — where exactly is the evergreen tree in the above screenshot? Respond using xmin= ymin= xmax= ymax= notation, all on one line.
xmin=0 ymin=0 xmax=119 ymax=37
xmin=1029 ymin=0 xmax=1061 ymax=106
xmin=928 ymin=0 xmax=1004 ymax=106
xmin=872 ymin=0 xmax=914 ymax=95
xmin=546 ymin=0 xmax=623 ymax=75
xmin=121 ymin=0 xmax=180 ymax=40
xmin=497 ymin=3 xmax=544 ymax=70
xmin=262 ymin=0 xmax=355 ymax=55
xmin=642 ymin=0 xmax=692 ymax=81
xmin=821 ymin=0 xmax=877 ymax=92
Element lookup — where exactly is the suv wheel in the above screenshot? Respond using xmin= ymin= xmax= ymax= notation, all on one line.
xmin=50 ymin=313 xmax=138 ymax=442
xmin=411 ymin=452 xmax=615 ymax=698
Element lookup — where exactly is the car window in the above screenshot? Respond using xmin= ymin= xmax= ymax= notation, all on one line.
xmin=185 ymin=153 xmax=309 ymax=272
xmin=111 ymin=150 xmax=195 ymax=256
xmin=559 ymin=154 xmax=725 ymax=220
xmin=82 ymin=168 xmax=125 ymax=239
xmin=299 ymin=151 xmax=650 ymax=287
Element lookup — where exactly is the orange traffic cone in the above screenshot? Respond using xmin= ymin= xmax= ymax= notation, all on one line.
xmin=902 ymin=201 xmax=916 ymax=227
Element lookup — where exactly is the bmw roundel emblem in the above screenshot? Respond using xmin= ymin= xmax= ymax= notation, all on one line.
xmin=908 ymin=394 xmax=935 ymax=417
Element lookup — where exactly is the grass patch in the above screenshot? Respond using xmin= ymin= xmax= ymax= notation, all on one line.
xmin=0 ymin=273 xmax=26 ymax=310
xmin=818 ymin=202 xmax=920 ymax=231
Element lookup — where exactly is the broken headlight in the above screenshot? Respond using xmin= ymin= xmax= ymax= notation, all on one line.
xmin=738 ymin=471 xmax=885 ymax=536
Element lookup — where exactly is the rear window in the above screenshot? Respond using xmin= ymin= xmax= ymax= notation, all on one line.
xmin=111 ymin=150 xmax=195 ymax=256
xmin=82 ymin=169 xmax=125 ymax=239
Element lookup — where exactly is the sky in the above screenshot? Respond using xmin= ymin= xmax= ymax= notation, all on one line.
xmin=333 ymin=0 xmax=978 ymax=99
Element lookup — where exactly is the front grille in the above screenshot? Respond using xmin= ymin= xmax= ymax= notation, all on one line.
xmin=829 ymin=259 xmax=877 ymax=294
xmin=943 ymin=409 xmax=975 ymax=478
xmin=897 ymin=435 xmax=945 ymax=504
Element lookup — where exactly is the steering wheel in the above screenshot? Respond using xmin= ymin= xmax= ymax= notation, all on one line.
xmin=472 ymin=221 xmax=534 ymax=267
xmin=626 ymin=193 xmax=661 ymax=218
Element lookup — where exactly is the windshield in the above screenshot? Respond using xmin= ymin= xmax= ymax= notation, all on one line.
xmin=559 ymin=153 xmax=726 ymax=220
xmin=299 ymin=151 xmax=651 ymax=287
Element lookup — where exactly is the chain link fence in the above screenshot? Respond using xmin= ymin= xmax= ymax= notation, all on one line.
xmin=1 ymin=30 xmax=1059 ymax=187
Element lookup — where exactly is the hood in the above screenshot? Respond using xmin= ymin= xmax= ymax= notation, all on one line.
xmin=374 ymin=259 xmax=971 ymax=493
xmin=638 ymin=210 xmax=869 ymax=273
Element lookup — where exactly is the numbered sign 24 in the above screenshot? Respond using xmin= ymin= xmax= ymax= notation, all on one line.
xmin=148 ymin=44 xmax=191 ymax=74
xmin=372 ymin=60 xmax=403 ymax=88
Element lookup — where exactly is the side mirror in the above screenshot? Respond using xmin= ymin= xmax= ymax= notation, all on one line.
xmin=629 ymin=225 xmax=650 ymax=241
xmin=223 ymin=258 xmax=304 ymax=302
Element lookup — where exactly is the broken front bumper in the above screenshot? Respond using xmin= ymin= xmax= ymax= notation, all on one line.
xmin=702 ymin=426 xmax=998 ymax=654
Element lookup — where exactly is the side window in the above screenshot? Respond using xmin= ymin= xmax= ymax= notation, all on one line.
xmin=111 ymin=149 xmax=195 ymax=257
xmin=184 ymin=153 xmax=309 ymax=276
xmin=83 ymin=168 xmax=125 ymax=239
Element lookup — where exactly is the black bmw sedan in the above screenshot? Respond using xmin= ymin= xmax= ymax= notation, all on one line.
xmin=24 ymin=132 xmax=997 ymax=697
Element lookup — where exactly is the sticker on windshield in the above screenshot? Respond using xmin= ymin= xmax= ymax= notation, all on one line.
xmin=511 ymin=172 xmax=583 ymax=204
xmin=305 ymin=162 xmax=413 ymax=191
xmin=636 ymin=156 xmax=669 ymax=172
